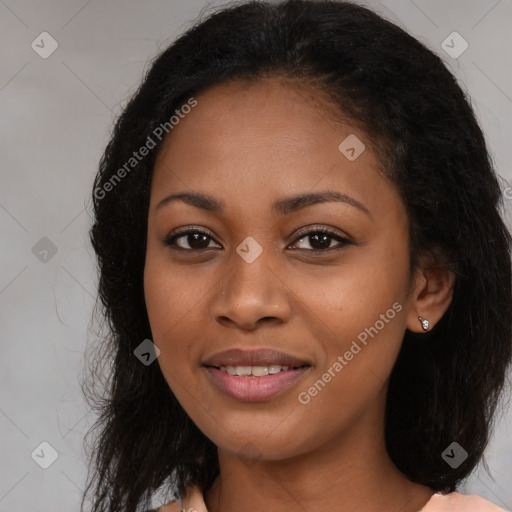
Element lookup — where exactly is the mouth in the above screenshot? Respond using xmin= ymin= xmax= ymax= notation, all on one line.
xmin=202 ymin=348 xmax=312 ymax=402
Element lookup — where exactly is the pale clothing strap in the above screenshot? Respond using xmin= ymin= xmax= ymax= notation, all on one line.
xmin=421 ymin=491 xmax=508 ymax=512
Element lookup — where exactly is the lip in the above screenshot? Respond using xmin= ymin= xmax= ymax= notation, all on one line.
xmin=204 ymin=366 xmax=311 ymax=402
xmin=202 ymin=348 xmax=310 ymax=368
xmin=202 ymin=347 xmax=312 ymax=402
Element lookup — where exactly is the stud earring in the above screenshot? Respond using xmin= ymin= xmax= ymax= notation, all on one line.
xmin=418 ymin=316 xmax=429 ymax=332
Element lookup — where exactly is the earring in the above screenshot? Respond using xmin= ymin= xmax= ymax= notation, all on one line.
xmin=418 ymin=316 xmax=429 ymax=332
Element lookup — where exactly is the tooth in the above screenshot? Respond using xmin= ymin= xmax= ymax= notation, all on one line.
xmin=226 ymin=365 xmax=237 ymax=375
xmin=218 ymin=365 xmax=293 ymax=376
xmin=251 ymin=366 xmax=269 ymax=376
xmin=236 ymin=366 xmax=252 ymax=376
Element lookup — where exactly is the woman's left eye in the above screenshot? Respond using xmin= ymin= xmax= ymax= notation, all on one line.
xmin=290 ymin=229 xmax=352 ymax=252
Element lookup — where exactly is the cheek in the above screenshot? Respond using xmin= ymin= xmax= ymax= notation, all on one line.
xmin=143 ymin=246 xmax=205 ymax=339
xmin=292 ymin=240 xmax=409 ymax=388
xmin=143 ymin=255 xmax=215 ymax=402
xmin=144 ymin=277 xmax=199 ymax=416
xmin=143 ymin=258 xmax=194 ymax=375
xmin=294 ymin=246 xmax=408 ymax=336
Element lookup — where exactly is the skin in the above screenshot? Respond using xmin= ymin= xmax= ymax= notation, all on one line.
xmin=144 ymin=76 xmax=455 ymax=512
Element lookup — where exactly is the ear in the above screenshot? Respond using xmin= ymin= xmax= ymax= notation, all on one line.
xmin=406 ymin=255 xmax=455 ymax=333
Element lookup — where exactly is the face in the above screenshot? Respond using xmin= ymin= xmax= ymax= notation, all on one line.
xmin=144 ymin=76 xmax=415 ymax=461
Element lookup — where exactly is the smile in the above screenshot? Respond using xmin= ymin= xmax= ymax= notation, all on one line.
xmin=204 ymin=364 xmax=311 ymax=402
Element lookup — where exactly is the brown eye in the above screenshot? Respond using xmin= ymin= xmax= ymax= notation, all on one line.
xmin=164 ymin=229 xmax=221 ymax=251
xmin=290 ymin=228 xmax=352 ymax=253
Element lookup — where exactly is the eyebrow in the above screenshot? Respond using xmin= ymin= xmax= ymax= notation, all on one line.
xmin=156 ymin=190 xmax=371 ymax=217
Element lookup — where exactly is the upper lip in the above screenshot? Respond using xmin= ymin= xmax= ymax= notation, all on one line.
xmin=202 ymin=348 xmax=310 ymax=368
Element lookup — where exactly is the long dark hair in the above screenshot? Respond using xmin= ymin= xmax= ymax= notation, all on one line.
xmin=82 ymin=1 xmax=512 ymax=510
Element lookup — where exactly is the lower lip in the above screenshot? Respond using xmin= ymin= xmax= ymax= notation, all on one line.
xmin=204 ymin=366 xmax=310 ymax=402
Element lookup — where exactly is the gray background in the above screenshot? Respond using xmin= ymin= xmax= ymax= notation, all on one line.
xmin=1 ymin=1 xmax=511 ymax=511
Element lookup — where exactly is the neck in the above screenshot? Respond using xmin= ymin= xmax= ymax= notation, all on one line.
xmin=204 ymin=389 xmax=435 ymax=512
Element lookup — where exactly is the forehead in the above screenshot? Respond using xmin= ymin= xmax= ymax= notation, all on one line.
xmin=154 ymin=76 xmax=349 ymax=168
xmin=150 ymin=76 xmax=401 ymax=221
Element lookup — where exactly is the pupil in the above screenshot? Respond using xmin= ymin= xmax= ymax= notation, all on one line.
xmin=189 ymin=233 xmax=210 ymax=249
xmin=310 ymin=233 xmax=330 ymax=250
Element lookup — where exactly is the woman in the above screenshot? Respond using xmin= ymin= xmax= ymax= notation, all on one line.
xmin=83 ymin=1 xmax=512 ymax=511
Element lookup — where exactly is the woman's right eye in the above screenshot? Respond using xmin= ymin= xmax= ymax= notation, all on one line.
xmin=163 ymin=229 xmax=221 ymax=251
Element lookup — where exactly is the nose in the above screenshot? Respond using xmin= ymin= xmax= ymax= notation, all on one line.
xmin=210 ymin=249 xmax=292 ymax=331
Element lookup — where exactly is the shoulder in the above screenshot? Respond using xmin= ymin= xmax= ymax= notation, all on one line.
xmin=422 ymin=491 xmax=508 ymax=511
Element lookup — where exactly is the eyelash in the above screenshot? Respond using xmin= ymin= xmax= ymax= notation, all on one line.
xmin=163 ymin=226 xmax=353 ymax=255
